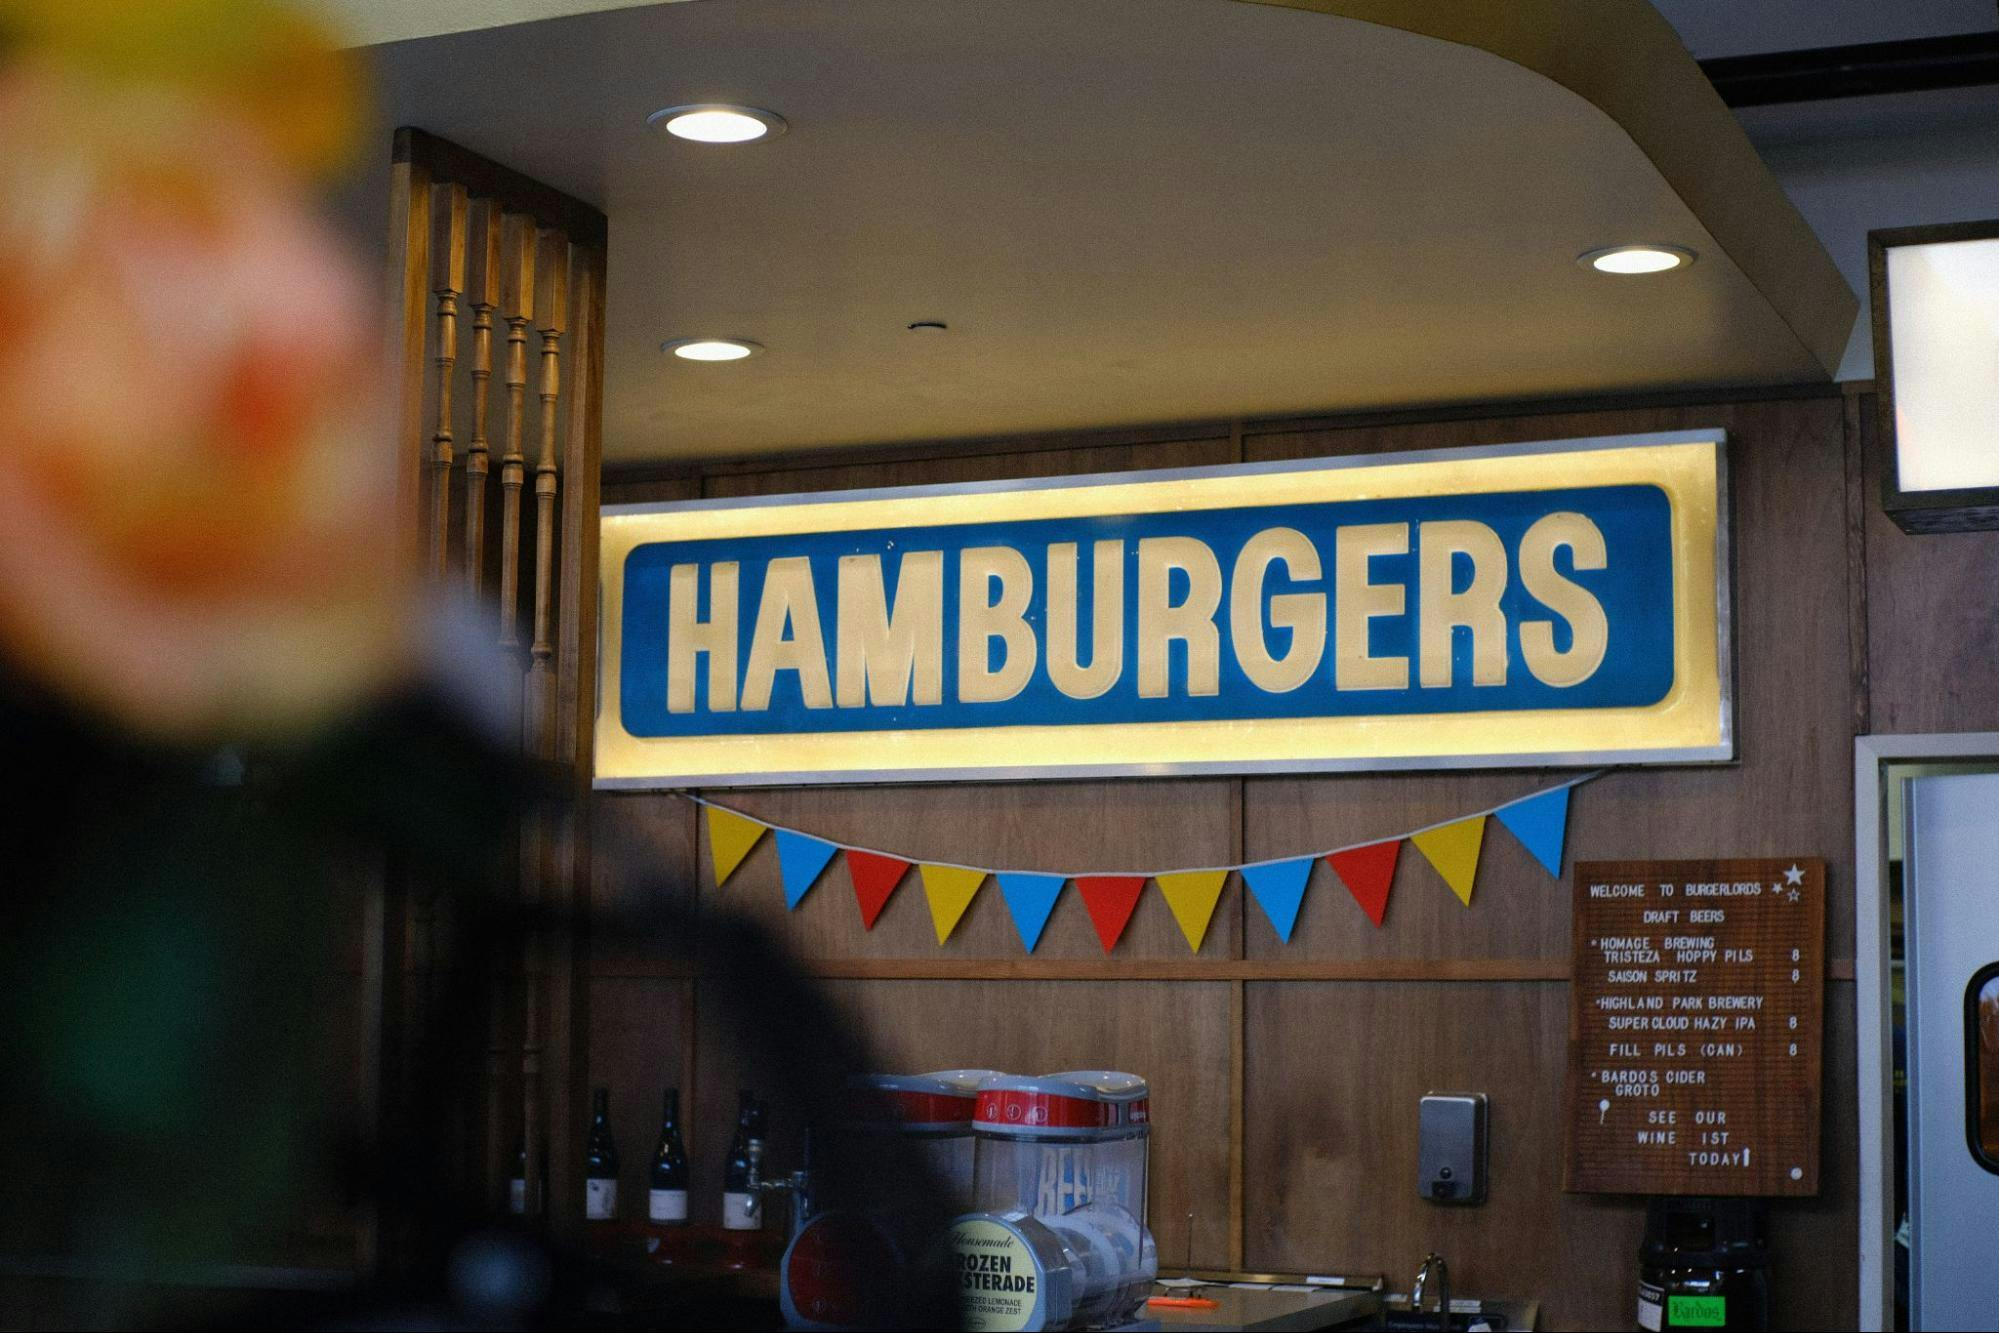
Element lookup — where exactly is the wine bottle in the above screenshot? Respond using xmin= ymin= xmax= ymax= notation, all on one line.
xmin=509 ymin=1136 xmax=528 ymax=1216
xmin=721 ymin=1089 xmax=761 ymax=1231
xmin=648 ymin=1086 xmax=690 ymax=1223
xmin=585 ymin=1087 xmax=620 ymax=1221
xmin=509 ymin=1136 xmax=545 ymax=1217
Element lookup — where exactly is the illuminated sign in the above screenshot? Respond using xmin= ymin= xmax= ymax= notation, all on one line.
xmin=597 ymin=432 xmax=1731 ymax=786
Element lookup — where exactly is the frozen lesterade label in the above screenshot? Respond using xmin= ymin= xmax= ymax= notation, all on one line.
xmin=949 ymin=1216 xmax=1055 ymax=1332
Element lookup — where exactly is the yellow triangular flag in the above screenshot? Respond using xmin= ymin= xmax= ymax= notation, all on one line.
xmin=706 ymin=806 xmax=767 ymax=887
xmin=919 ymin=864 xmax=987 ymax=944
xmin=1410 ymin=817 xmax=1487 ymax=906
xmin=1155 ymin=871 xmax=1229 ymax=952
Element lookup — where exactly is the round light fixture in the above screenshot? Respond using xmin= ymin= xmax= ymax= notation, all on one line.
xmin=647 ymin=104 xmax=787 ymax=144
xmin=663 ymin=337 xmax=763 ymax=362
xmin=1579 ymin=244 xmax=1696 ymax=275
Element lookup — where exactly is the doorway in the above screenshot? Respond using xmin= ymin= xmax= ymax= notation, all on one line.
xmin=1854 ymin=735 xmax=1999 ymax=1331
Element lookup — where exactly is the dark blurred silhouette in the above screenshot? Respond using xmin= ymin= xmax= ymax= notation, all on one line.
xmin=0 ymin=665 xmax=960 ymax=1329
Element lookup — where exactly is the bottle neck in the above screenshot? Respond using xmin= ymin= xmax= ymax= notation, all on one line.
xmin=662 ymin=1089 xmax=680 ymax=1126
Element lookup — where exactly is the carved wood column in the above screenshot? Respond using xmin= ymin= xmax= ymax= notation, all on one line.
xmin=497 ymin=214 xmax=536 ymax=649
xmin=427 ymin=183 xmax=468 ymax=582
xmin=463 ymin=199 xmax=503 ymax=597
xmin=527 ymin=231 xmax=570 ymax=761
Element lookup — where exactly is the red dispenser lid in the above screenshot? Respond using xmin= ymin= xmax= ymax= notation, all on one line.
xmin=973 ymin=1071 xmax=1151 ymax=1140
xmin=847 ymin=1073 xmax=980 ymax=1133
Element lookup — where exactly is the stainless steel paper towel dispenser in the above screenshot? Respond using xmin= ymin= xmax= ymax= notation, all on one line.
xmin=1418 ymin=1093 xmax=1488 ymax=1205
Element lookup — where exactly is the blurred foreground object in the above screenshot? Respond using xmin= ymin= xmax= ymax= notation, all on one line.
xmin=0 ymin=0 xmax=364 ymax=176
xmin=0 ymin=1 xmax=410 ymax=740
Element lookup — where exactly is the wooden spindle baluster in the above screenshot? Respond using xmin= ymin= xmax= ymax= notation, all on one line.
xmin=527 ymin=231 xmax=571 ymax=760
xmin=463 ymin=199 xmax=503 ymax=597
xmin=428 ymin=183 xmax=468 ymax=582
xmin=556 ymin=245 xmax=604 ymax=767
xmin=498 ymin=213 xmax=537 ymax=649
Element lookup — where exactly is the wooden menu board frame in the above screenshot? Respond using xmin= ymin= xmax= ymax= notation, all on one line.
xmin=1564 ymin=858 xmax=1825 ymax=1196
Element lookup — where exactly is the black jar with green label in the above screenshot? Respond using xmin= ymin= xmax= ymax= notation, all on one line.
xmin=1636 ymin=1196 xmax=1769 ymax=1331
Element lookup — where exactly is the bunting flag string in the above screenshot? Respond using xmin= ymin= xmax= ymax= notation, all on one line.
xmin=996 ymin=873 xmax=1064 ymax=952
xmin=1155 ymin=871 xmax=1229 ymax=953
xmin=774 ymin=830 xmax=839 ymax=909
xmin=1494 ymin=783 xmax=1570 ymax=878
xmin=706 ymin=806 xmax=767 ymax=887
xmin=1241 ymin=859 xmax=1313 ymax=944
xmin=682 ymin=768 xmax=1603 ymax=952
xmin=919 ymin=864 xmax=986 ymax=944
xmin=1410 ymin=816 xmax=1487 ymax=907
xmin=1326 ymin=840 xmax=1400 ymax=929
xmin=846 ymin=850 xmax=910 ymax=931
xmin=1075 ymin=876 xmax=1147 ymax=954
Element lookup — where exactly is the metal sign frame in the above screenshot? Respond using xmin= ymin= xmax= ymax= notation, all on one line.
xmin=597 ymin=429 xmax=1734 ymax=787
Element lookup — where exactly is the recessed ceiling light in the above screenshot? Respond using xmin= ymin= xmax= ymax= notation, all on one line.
xmin=1579 ymin=244 xmax=1697 ymax=275
xmin=647 ymin=104 xmax=787 ymax=144
xmin=663 ymin=337 xmax=763 ymax=362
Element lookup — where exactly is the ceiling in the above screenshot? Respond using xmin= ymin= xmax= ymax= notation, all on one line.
xmin=1648 ymin=0 xmax=1994 ymax=59
xmin=355 ymin=0 xmax=1859 ymax=464
xmin=315 ymin=0 xmax=1999 ymax=56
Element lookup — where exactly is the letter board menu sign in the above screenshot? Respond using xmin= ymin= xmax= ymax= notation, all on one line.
xmin=1564 ymin=858 xmax=1825 ymax=1196
xmin=597 ymin=431 xmax=1732 ymax=786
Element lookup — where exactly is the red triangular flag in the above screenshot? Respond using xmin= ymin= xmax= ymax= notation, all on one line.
xmin=846 ymin=850 xmax=911 ymax=930
xmin=1074 ymin=876 xmax=1147 ymax=954
xmin=1326 ymin=840 xmax=1402 ymax=927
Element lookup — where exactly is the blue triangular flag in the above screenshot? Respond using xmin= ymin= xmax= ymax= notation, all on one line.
xmin=774 ymin=830 xmax=839 ymax=909
xmin=1495 ymin=785 xmax=1571 ymax=878
xmin=997 ymin=873 xmax=1065 ymax=953
xmin=1242 ymin=857 xmax=1314 ymax=943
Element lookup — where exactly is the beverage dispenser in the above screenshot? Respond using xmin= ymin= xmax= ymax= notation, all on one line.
xmin=951 ymin=1071 xmax=1159 ymax=1331
xmin=779 ymin=1069 xmax=996 ymax=1330
xmin=851 ymin=1068 xmax=995 ymax=1205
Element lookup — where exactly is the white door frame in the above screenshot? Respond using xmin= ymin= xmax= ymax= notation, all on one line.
xmin=1853 ymin=732 xmax=1999 ymax=1331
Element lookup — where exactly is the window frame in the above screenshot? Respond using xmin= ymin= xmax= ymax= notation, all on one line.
xmin=1965 ymin=960 xmax=1999 ymax=1176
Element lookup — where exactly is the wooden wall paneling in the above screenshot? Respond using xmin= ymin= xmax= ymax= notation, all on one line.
xmin=539 ymin=238 xmax=601 ymax=1248
xmin=1245 ymin=981 xmax=1624 ymax=1315
xmin=614 ymin=419 xmax=1236 ymax=492
xmin=584 ymin=387 xmax=1887 ymax=1321
xmin=591 ymin=791 xmax=701 ymax=966
xmin=686 ymin=978 xmax=1237 ymax=1268
xmin=1860 ymin=391 xmax=1999 ymax=734
xmin=1243 ymin=979 xmax=1857 ymax=1330
xmin=1842 ymin=391 xmax=1871 ymax=738
xmin=588 ymin=977 xmax=698 ymax=1228
xmin=1242 ymin=398 xmax=1859 ymax=961
xmin=1766 ymin=980 xmax=1859 ymax=1333
xmin=698 ymin=433 xmax=1237 ymax=503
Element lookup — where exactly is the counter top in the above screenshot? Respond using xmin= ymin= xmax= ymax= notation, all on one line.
xmin=1137 ymin=1283 xmax=1383 ymax=1331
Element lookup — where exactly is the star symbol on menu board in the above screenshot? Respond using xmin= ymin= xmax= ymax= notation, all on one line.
xmin=1787 ymin=889 xmax=1801 ymax=904
xmin=1782 ymin=864 xmax=1805 ymax=886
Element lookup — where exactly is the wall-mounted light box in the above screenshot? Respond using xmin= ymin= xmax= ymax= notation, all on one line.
xmin=1871 ymin=221 xmax=1999 ymax=533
